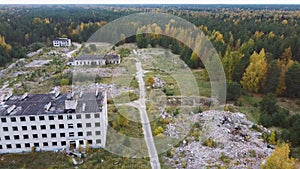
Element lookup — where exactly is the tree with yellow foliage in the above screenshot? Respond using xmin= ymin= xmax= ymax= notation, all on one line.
xmin=254 ymin=31 xmax=264 ymax=39
xmin=0 ymin=35 xmax=12 ymax=54
xmin=212 ymin=30 xmax=225 ymax=43
xmin=276 ymin=47 xmax=294 ymax=96
xmin=267 ymin=31 xmax=275 ymax=39
xmin=32 ymin=17 xmax=42 ymax=24
xmin=261 ymin=143 xmax=299 ymax=169
xmin=268 ymin=131 xmax=277 ymax=145
xmin=154 ymin=126 xmax=164 ymax=136
xmin=241 ymin=48 xmax=268 ymax=93
xmin=282 ymin=19 xmax=288 ymax=25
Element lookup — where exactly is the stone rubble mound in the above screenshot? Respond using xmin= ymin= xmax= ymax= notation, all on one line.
xmin=164 ymin=110 xmax=273 ymax=169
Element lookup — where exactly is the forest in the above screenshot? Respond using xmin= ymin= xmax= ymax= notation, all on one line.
xmin=0 ymin=4 xmax=300 ymax=155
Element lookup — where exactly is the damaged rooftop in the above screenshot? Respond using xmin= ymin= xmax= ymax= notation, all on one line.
xmin=0 ymin=91 xmax=105 ymax=116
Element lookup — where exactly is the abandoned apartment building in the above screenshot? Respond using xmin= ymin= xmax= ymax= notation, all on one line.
xmin=67 ymin=54 xmax=121 ymax=66
xmin=0 ymin=89 xmax=108 ymax=154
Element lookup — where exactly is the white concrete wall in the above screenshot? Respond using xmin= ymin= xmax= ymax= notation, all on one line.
xmin=53 ymin=39 xmax=71 ymax=47
xmin=74 ymin=59 xmax=106 ymax=66
xmin=0 ymin=105 xmax=107 ymax=154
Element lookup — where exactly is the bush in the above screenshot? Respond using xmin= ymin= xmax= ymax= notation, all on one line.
xmin=259 ymin=113 xmax=272 ymax=127
xmin=194 ymin=122 xmax=201 ymax=128
xmin=154 ymin=126 xmax=164 ymax=136
xmin=279 ymin=129 xmax=291 ymax=142
xmin=60 ymin=78 xmax=69 ymax=86
xmin=129 ymin=92 xmax=139 ymax=101
xmin=251 ymin=124 xmax=262 ymax=132
xmin=260 ymin=93 xmax=278 ymax=114
xmin=162 ymin=86 xmax=174 ymax=96
xmin=203 ymin=137 xmax=217 ymax=148
xmin=227 ymin=81 xmax=242 ymax=101
xmin=31 ymin=146 xmax=36 ymax=154
xmin=166 ymin=150 xmax=173 ymax=158
xmin=271 ymin=111 xmax=288 ymax=127
xmin=220 ymin=152 xmax=231 ymax=163
xmin=173 ymin=109 xmax=180 ymax=117
xmin=249 ymin=149 xmax=256 ymax=157
xmin=268 ymin=131 xmax=276 ymax=145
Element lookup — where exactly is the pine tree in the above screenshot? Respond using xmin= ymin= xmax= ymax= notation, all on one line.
xmin=285 ymin=63 xmax=300 ymax=98
xmin=263 ymin=60 xmax=281 ymax=94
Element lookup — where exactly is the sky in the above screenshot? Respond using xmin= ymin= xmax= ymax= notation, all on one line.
xmin=0 ymin=0 xmax=299 ymax=4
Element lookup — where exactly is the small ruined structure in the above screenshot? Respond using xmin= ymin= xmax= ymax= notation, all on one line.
xmin=152 ymin=77 xmax=164 ymax=88
xmin=53 ymin=38 xmax=72 ymax=47
xmin=70 ymin=54 xmax=121 ymax=66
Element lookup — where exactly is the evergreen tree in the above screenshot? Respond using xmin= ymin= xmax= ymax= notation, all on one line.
xmin=285 ymin=63 xmax=300 ymax=98
xmin=263 ymin=60 xmax=280 ymax=94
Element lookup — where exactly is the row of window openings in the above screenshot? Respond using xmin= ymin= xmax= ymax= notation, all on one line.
xmin=76 ymin=61 xmax=103 ymax=65
xmin=0 ymin=139 xmax=101 ymax=150
xmin=53 ymin=42 xmax=68 ymax=45
xmin=53 ymin=41 xmax=70 ymax=45
xmin=2 ymin=122 xmax=100 ymax=131
xmin=3 ymin=131 xmax=101 ymax=140
xmin=1 ymin=113 xmax=100 ymax=123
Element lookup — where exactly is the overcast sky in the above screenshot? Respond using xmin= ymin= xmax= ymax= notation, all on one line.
xmin=0 ymin=0 xmax=299 ymax=4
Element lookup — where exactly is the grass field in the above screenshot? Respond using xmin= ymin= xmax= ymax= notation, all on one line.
xmin=107 ymin=104 xmax=143 ymax=138
xmin=0 ymin=148 xmax=154 ymax=169
xmin=0 ymin=151 xmax=74 ymax=169
xmin=278 ymin=98 xmax=300 ymax=114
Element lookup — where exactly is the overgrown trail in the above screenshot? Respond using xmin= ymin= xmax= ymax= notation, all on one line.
xmin=133 ymin=58 xmax=161 ymax=169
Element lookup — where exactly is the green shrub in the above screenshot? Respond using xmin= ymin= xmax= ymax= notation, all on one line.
xmin=227 ymin=81 xmax=242 ymax=101
xmin=249 ymin=149 xmax=256 ymax=157
xmin=220 ymin=152 xmax=231 ymax=163
xmin=166 ymin=150 xmax=173 ymax=158
xmin=154 ymin=126 xmax=164 ymax=136
xmin=203 ymin=137 xmax=217 ymax=148
xmin=162 ymin=86 xmax=174 ymax=96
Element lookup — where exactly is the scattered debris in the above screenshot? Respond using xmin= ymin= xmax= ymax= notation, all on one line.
xmin=152 ymin=77 xmax=164 ymax=88
xmin=25 ymin=60 xmax=52 ymax=68
xmin=26 ymin=49 xmax=43 ymax=57
xmin=164 ymin=110 xmax=273 ymax=168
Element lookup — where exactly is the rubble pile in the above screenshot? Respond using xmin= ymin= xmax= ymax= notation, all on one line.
xmin=164 ymin=111 xmax=273 ymax=169
xmin=152 ymin=77 xmax=164 ymax=88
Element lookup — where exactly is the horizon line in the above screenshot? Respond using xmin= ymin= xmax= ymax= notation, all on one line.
xmin=0 ymin=3 xmax=300 ymax=5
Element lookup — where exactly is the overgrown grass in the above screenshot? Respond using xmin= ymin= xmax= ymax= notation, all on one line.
xmin=0 ymin=148 xmax=154 ymax=169
xmin=144 ymin=70 xmax=181 ymax=96
xmin=112 ymin=91 xmax=138 ymax=104
xmin=99 ymin=77 xmax=113 ymax=84
xmin=192 ymin=70 xmax=212 ymax=97
xmin=0 ymin=151 xmax=74 ymax=169
xmin=107 ymin=104 xmax=143 ymax=138
xmin=80 ymin=148 xmax=151 ymax=169
xmin=277 ymin=98 xmax=300 ymax=114
xmin=233 ymin=95 xmax=262 ymax=123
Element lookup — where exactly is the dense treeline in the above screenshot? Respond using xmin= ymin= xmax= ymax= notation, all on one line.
xmin=180 ymin=9 xmax=300 ymax=99
xmin=132 ymin=10 xmax=300 ymax=99
xmin=259 ymin=93 xmax=300 ymax=148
